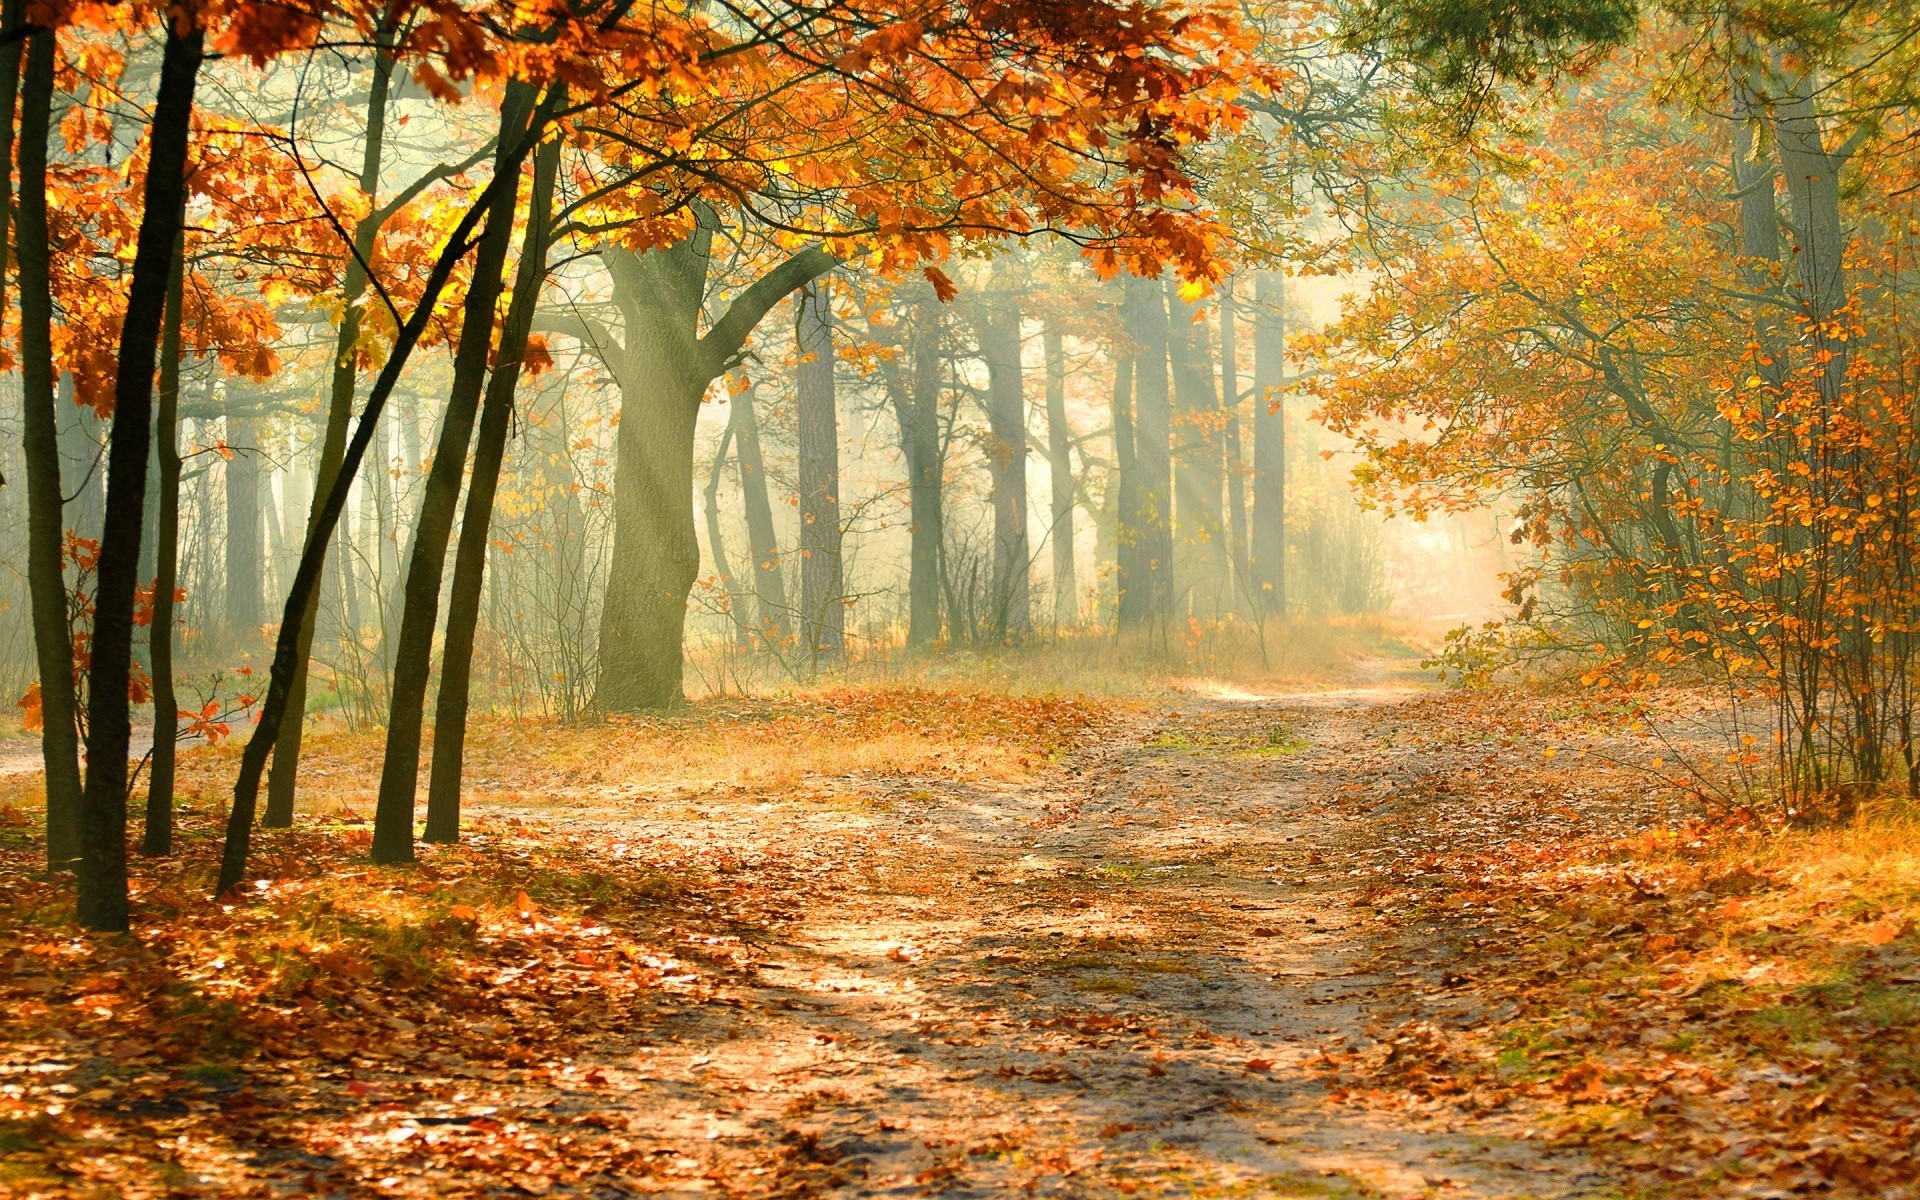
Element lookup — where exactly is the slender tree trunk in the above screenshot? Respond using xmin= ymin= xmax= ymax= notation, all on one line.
xmin=143 ymin=237 xmax=185 ymax=856
xmin=1218 ymin=278 xmax=1250 ymax=612
xmin=1043 ymin=324 xmax=1076 ymax=628
xmin=904 ymin=301 xmax=944 ymax=647
xmin=266 ymin=40 xmax=396 ymax=827
xmin=77 ymin=23 xmax=203 ymax=931
xmin=980 ymin=290 xmax=1029 ymax=638
xmin=732 ymin=382 xmax=789 ymax=644
xmin=0 ymin=0 xmax=21 ymax=356
xmin=1166 ymin=280 xmax=1226 ymax=618
xmin=423 ymin=123 xmax=558 ymax=844
xmin=18 ymin=27 xmax=81 ymax=869
xmin=704 ymin=421 xmax=752 ymax=651
xmin=1251 ymin=272 xmax=1287 ymax=615
xmin=1122 ymin=275 xmax=1173 ymax=630
xmin=373 ymin=80 xmax=537 ymax=865
xmin=225 ymin=413 xmax=262 ymax=636
xmin=796 ymin=277 xmax=845 ymax=664
xmin=217 ymin=152 xmax=507 ymax=896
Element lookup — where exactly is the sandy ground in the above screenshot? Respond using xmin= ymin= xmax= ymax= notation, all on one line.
xmin=260 ymin=687 xmax=1622 ymax=1199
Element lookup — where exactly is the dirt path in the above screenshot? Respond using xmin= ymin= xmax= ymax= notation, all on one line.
xmin=377 ymin=688 xmax=1623 ymax=1199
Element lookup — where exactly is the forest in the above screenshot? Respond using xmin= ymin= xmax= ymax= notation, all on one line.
xmin=0 ymin=0 xmax=1917 ymax=1196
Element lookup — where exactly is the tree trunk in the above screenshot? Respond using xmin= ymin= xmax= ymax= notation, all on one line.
xmin=225 ymin=413 xmax=262 ymax=636
xmin=796 ymin=277 xmax=844 ymax=664
xmin=1121 ymin=274 xmax=1173 ymax=631
xmin=904 ymin=300 xmax=944 ymax=646
xmin=1770 ymin=70 xmax=1849 ymax=408
xmin=373 ymin=79 xmax=538 ymax=865
xmin=704 ymin=420 xmax=752 ymax=651
xmin=143 ymin=237 xmax=185 ymax=856
xmin=1043 ymin=324 xmax=1076 ymax=628
xmin=1166 ymin=280 xmax=1227 ymax=619
xmin=423 ymin=123 xmax=559 ymax=844
xmin=18 ymin=27 xmax=82 ymax=870
xmin=77 ymin=22 xmax=203 ymax=932
xmin=1218 ymin=278 xmax=1250 ymax=613
xmin=217 ymin=142 xmax=509 ymax=896
xmin=980 ymin=290 xmax=1029 ymax=639
xmin=732 ymin=382 xmax=790 ymax=644
xmin=587 ymin=238 xmax=837 ymax=711
xmin=265 ymin=39 xmax=395 ymax=828
xmin=1251 ymin=272 xmax=1287 ymax=615
xmin=1100 ymin=352 xmax=1131 ymax=625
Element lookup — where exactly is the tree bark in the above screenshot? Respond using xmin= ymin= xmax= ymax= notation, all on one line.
xmin=584 ymin=238 xmax=836 ymax=711
xmin=1120 ymin=275 xmax=1173 ymax=631
xmin=1166 ymin=280 xmax=1227 ymax=619
xmin=422 ymin=121 xmax=559 ymax=844
xmin=978 ymin=289 xmax=1029 ymax=639
xmin=1251 ymin=272 xmax=1287 ymax=615
xmin=217 ymin=148 xmax=508 ymax=896
xmin=1218 ymin=278 xmax=1250 ymax=613
xmin=224 ymin=413 xmax=262 ymax=636
xmin=143 ymin=236 xmax=185 ymax=857
xmin=77 ymin=22 xmax=203 ymax=931
xmin=18 ymin=27 xmax=82 ymax=870
xmin=265 ymin=35 xmax=396 ymax=828
xmin=372 ymin=79 xmax=538 ymax=865
xmin=1043 ymin=324 xmax=1076 ymax=628
xmin=904 ymin=299 xmax=944 ymax=646
xmin=796 ymin=277 xmax=844 ymax=664
xmin=731 ymin=382 xmax=789 ymax=644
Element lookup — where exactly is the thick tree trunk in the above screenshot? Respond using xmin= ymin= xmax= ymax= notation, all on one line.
xmin=423 ymin=124 xmax=559 ymax=844
xmin=373 ymin=79 xmax=538 ymax=865
xmin=143 ymin=238 xmax=185 ymax=857
xmin=1043 ymin=325 xmax=1076 ymax=629
xmin=77 ymin=23 xmax=203 ymax=932
xmin=1251 ymin=272 xmax=1287 ymax=615
xmin=796 ymin=278 xmax=845 ymax=664
xmin=1121 ymin=275 xmax=1173 ymax=631
xmin=980 ymin=292 xmax=1029 ymax=639
xmin=266 ymin=40 xmax=395 ymax=828
xmin=732 ymin=383 xmax=790 ymax=644
xmin=1770 ymin=72 xmax=1849 ymax=408
xmin=1166 ymin=280 xmax=1227 ymax=619
xmin=1218 ymin=279 xmax=1250 ymax=612
xmin=225 ymin=413 xmax=263 ymax=636
xmin=589 ymin=239 xmax=836 ymax=710
xmin=18 ymin=28 xmax=82 ymax=870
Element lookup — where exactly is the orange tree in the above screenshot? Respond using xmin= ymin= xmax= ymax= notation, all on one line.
xmin=1305 ymin=11 xmax=1920 ymax=813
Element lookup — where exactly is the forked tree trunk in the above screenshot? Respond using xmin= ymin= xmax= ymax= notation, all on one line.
xmin=1043 ymin=324 xmax=1076 ymax=629
xmin=372 ymin=80 xmax=539 ymax=865
xmin=581 ymin=237 xmax=836 ymax=711
xmin=77 ymin=22 xmax=203 ymax=931
xmin=18 ymin=27 xmax=81 ymax=869
xmin=1250 ymin=272 xmax=1287 ymax=615
xmin=796 ymin=277 xmax=844 ymax=664
xmin=266 ymin=36 xmax=397 ymax=828
xmin=423 ymin=122 xmax=560 ymax=844
xmin=143 ymin=236 xmax=185 ymax=856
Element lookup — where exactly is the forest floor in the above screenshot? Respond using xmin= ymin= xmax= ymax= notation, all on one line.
xmin=1 ymin=666 xmax=1917 ymax=1198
